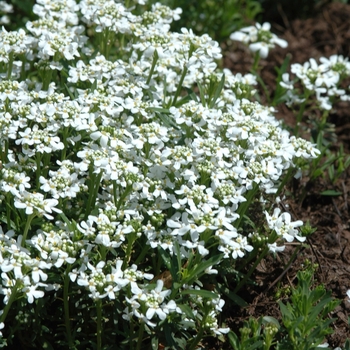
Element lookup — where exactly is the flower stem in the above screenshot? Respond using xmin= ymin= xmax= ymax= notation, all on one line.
xmin=146 ymin=50 xmax=159 ymax=86
xmin=252 ymin=52 xmax=261 ymax=73
xmin=188 ymin=307 xmax=209 ymax=350
xmin=2 ymin=140 xmax=9 ymax=163
xmin=42 ymin=67 xmax=53 ymax=91
xmin=35 ymin=153 xmax=43 ymax=191
xmin=96 ymin=299 xmax=103 ymax=350
xmin=0 ymin=280 xmax=20 ymax=324
xmin=294 ymin=91 xmax=310 ymax=136
xmin=5 ymin=193 xmax=12 ymax=231
xmin=123 ymin=231 xmax=137 ymax=269
xmin=234 ymin=182 xmax=259 ymax=229
xmin=171 ymin=65 xmax=188 ymax=106
xmin=85 ymin=169 xmax=103 ymax=219
xmin=7 ymin=51 xmax=14 ymax=79
xmin=135 ymin=320 xmax=145 ymax=350
xmin=234 ymin=246 xmax=269 ymax=294
xmin=63 ymin=265 xmax=75 ymax=349
xmin=21 ymin=213 xmax=36 ymax=247
xmin=134 ymin=243 xmax=149 ymax=265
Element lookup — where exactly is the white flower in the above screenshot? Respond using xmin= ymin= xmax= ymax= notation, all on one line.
xmin=280 ymin=73 xmax=294 ymax=90
xmin=22 ymin=283 xmax=46 ymax=304
xmin=230 ymin=22 xmax=287 ymax=58
xmin=249 ymin=41 xmax=270 ymax=59
xmin=139 ymin=279 xmax=172 ymax=321
xmin=268 ymin=242 xmax=285 ymax=253
xmin=265 ymin=208 xmax=305 ymax=243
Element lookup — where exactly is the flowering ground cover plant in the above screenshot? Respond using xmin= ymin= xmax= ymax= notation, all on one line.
xmin=0 ymin=0 xmax=338 ymax=349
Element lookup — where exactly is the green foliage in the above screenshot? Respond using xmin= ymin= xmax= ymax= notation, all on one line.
xmin=228 ymin=316 xmax=279 ymax=350
xmin=258 ymin=0 xmax=348 ymax=23
xmin=229 ymin=264 xmax=340 ymax=350
xmin=277 ymin=266 xmax=339 ymax=350
xmin=1 ymin=0 xmax=37 ymax=31
xmin=147 ymin=0 xmax=262 ymax=42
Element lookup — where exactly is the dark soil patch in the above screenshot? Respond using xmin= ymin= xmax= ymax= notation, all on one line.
xmin=219 ymin=2 xmax=350 ymax=348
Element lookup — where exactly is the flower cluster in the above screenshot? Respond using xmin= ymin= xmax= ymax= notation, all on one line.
xmin=0 ymin=1 xmax=12 ymax=26
xmin=230 ymin=22 xmax=288 ymax=58
xmin=0 ymin=0 xmax=327 ymax=348
xmin=281 ymin=55 xmax=350 ymax=110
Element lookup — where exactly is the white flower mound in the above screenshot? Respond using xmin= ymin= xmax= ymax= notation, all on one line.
xmin=0 ymin=0 xmax=322 ymax=341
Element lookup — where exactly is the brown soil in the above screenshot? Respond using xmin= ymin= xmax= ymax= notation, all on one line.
xmin=219 ymin=2 xmax=350 ymax=348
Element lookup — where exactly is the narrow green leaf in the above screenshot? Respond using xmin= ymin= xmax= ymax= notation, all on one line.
xmin=148 ymin=107 xmax=180 ymax=129
xmin=320 ymin=190 xmax=342 ymax=196
xmin=151 ymin=337 xmax=158 ymax=350
xmin=174 ymin=240 xmax=182 ymax=279
xmin=163 ymin=323 xmax=179 ymax=349
xmin=222 ymin=287 xmax=248 ymax=307
xmin=148 ymin=107 xmax=170 ymax=114
xmin=90 ymin=79 xmax=97 ymax=92
xmin=278 ymin=301 xmax=292 ymax=320
xmin=209 ymin=73 xmax=225 ymax=108
xmin=155 ymin=112 xmax=179 ymax=129
xmin=184 ymin=254 xmax=223 ymax=285
xmin=64 ymin=83 xmax=75 ymax=100
xmin=59 ymin=212 xmax=76 ymax=232
xmin=174 ymin=94 xmax=192 ymax=107
xmin=308 ymin=296 xmax=333 ymax=321
xmin=228 ymin=331 xmax=240 ymax=350
xmin=246 ymin=341 xmax=265 ymax=350
xmin=344 ymin=156 xmax=350 ymax=168
xmin=181 ymin=289 xmax=219 ymax=299
xmin=197 ymin=81 xmax=207 ymax=106
xmin=177 ymin=304 xmax=195 ymax=320
xmin=262 ymin=316 xmax=280 ymax=328
xmin=185 ymin=87 xmax=198 ymax=102
xmin=343 ymin=339 xmax=350 ymax=350
xmin=158 ymin=246 xmax=172 ymax=271
xmin=0 ymin=215 xmax=16 ymax=230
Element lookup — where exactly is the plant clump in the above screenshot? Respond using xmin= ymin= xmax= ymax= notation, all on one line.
xmin=0 ymin=0 xmax=339 ymax=349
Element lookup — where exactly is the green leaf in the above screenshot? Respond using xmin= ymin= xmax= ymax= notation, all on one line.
xmin=343 ymin=339 xmax=350 ymax=350
xmin=59 ymin=212 xmax=77 ymax=232
xmin=158 ymin=246 xmax=172 ymax=271
xmin=90 ymin=79 xmax=98 ymax=92
xmin=278 ymin=301 xmax=292 ymax=320
xmin=177 ymin=304 xmax=195 ymax=320
xmin=148 ymin=107 xmax=180 ymax=129
xmin=262 ymin=316 xmax=280 ymax=328
xmin=64 ymin=83 xmax=76 ymax=100
xmin=221 ymin=287 xmax=248 ymax=307
xmin=209 ymin=73 xmax=225 ymax=108
xmin=163 ymin=323 xmax=181 ymax=349
xmin=197 ymin=81 xmax=207 ymax=106
xmin=148 ymin=107 xmax=170 ymax=114
xmin=191 ymin=254 xmax=223 ymax=277
xmin=308 ymin=295 xmax=334 ymax=321
xmin=174 ymin=240 xmax=182 ymax=279
xmin=174 ymin=93 xmax=192 ymax=107
xmin=246 ymin=341 xmax=265 ymax=350
xmin=344 ymin=156 xmax=350 ymax=169
xmin=183 ymin=253 xmax=223 ymax=285
xmin=228 ymin=331 xmax=241 ymax=350
xmin=320 ymin=190 xmax=342 ymax=196
xmin=185 ymin=87 xmax=199 ymax=102
xmin=181 ymin=288 xmax=219 ymax=299
xmin=151 ymin=337 xmax=158 ymax=350
xmin=0 ymin=214 xmax=16 ymax=230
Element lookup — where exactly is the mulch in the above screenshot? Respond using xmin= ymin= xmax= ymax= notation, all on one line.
xmin=219 ymin=2 xmax=350 ymax=348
